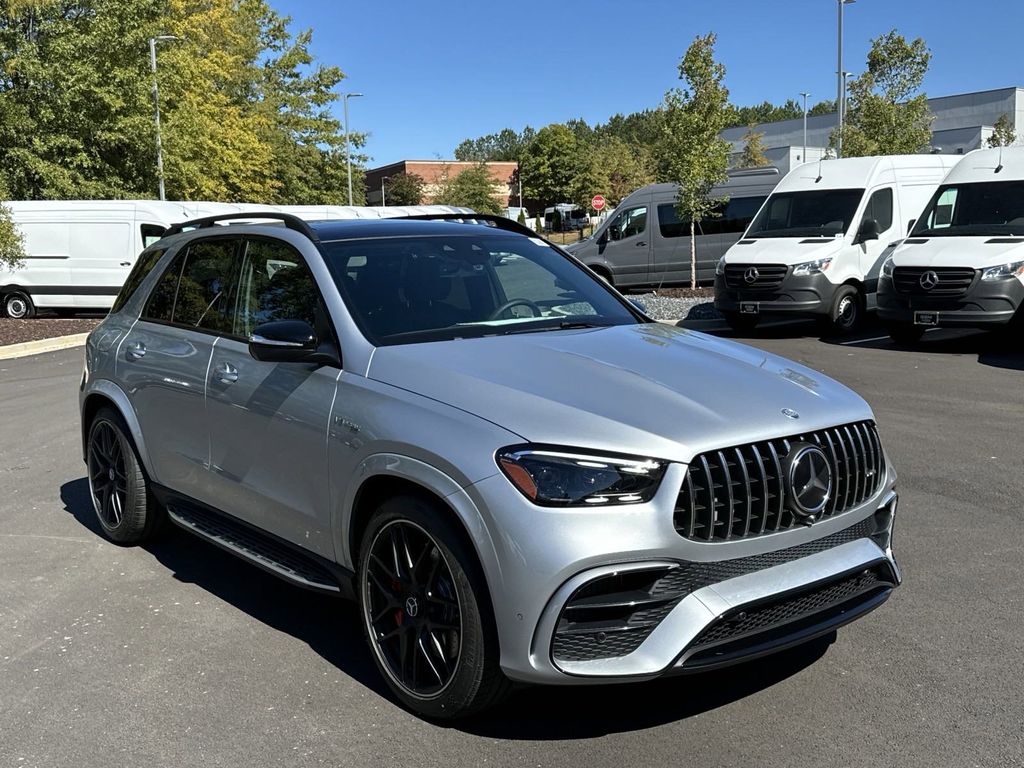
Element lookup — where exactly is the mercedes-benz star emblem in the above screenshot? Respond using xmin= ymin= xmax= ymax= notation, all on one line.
xmin=744 ymin=266 xmax=760 ymax=284
xmin=781 ymin=408 xmax=800 ymax=419
xmin=785 ymin=444 xmax=833 ymax=518
xmin=405 ymin=596 xmax=419 ymax=618
xmin=919 ymin=270 xmax=940 ymax=290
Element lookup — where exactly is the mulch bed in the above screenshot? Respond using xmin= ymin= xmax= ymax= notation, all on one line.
xmin=645 ymin=287 xmax=715 ymax=299
xmin=0 ymin=316 xmax=102 ymax=346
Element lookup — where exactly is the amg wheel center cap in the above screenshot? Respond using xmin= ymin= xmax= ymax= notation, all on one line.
xmin=405 ymin=596 xmax=419 ymax=618
xmin=108 ymin=467 xmax=116 ymax=481
xmin=784 ymin=444 xmax=833 ymax=518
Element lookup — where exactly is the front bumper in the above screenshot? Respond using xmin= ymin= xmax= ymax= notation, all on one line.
xmin=877 ymin=275 xmax=1024 ymax=327
xmin=714 ymin=270 xmax=837 ymax=316
xmin=465 ymin=462 xmax=900 ymax=685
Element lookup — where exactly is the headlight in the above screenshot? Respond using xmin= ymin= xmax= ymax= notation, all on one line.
xmin=496 ymin=446 xmax=667 ymax=506
xmin=715 ymin=256 xmax=726 ymax=276
xmin=981 ymin=260 xmax=1024 ymax=281
xmin=792 ymin=257 xmax=833 ymax=276
xmin=881 ymin=255 xmax=895 ymax=279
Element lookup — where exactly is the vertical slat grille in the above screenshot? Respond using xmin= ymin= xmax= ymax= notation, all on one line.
xmin=674 ymin=421 xmax=885 ymax=542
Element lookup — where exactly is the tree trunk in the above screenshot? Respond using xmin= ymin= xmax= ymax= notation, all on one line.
xmin=690 ymin=219 xmax=697 ymax=290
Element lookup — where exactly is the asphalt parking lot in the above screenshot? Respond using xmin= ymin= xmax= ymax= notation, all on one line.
xmin=1 ymin=324 xmax=1022 ymax=768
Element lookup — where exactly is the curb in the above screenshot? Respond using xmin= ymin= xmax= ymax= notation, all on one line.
xmin=0 ymin=332 xmax=90 ymax=361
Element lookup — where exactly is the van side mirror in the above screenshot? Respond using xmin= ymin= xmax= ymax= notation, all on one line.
xmin=857 ymin=218 xmax=880 ymax=243
xmin=249 ymin=319 xmax=319 ymax=363
xmin=608 ymin=225 xmax=621 ymax=242
xmin=906 ymin=218 xmax=916 ymax=234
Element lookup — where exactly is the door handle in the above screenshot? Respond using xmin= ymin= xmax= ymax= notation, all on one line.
xmin=119 ymin=261 xmax=131 ymax=267
xmin=214 ymin=362 xmax=238 ymax=384
xmin=126 ymin=341 xmax=146 ymax=359
xmin=636 ymin=241 xmax=647 ymax=247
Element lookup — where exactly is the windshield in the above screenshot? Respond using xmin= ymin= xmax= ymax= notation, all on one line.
xmin=912 ymin=181 xmax=1024 ymax=237
xmin=746 ymin=188 xmax=864 ymax=238
xmin=319 ymin=232 xmax=639 ymax=345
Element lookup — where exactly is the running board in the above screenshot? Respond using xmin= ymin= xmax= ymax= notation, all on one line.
xmin=166 ymin=503 xmax=343 ymax=595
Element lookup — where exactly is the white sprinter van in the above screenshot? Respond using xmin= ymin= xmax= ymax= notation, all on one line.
xmin=714 ymin=154 xmax=961 ymax=333
xmin=0 ymin=200 xmax=192 ymax=318
xmin=877 ymin=147 xmax=1024 ymax=342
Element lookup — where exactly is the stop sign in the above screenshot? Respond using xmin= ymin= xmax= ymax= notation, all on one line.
xmin=591 ymin=194 xmax=606 ymax=211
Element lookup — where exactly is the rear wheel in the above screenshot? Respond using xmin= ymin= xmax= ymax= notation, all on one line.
xmin=4 ymin=291 xmax=35 ymax=319
xmin=819 ymin=285 xmax=862 ymax=335
xmin=357 ymin=495 xmax=509 ymax=719
xmin=86 ymin=407 xmax=164 ymax=544
xmin=885 ymin=321 xmax=926 ymax=345
xmin=722 ymin=310 xmax=759 ymax=334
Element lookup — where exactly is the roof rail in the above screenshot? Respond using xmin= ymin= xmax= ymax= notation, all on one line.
xmin=162 ymin=211 xmax=319 ymax=242
xmin=394 ymin=213 xmax=540 ymax=239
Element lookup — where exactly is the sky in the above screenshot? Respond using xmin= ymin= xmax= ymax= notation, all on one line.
xmin=274 ymin=0 xmax=1024 ymax=168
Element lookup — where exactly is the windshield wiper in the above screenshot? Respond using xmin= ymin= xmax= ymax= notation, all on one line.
xmin=504 ymin=319 xmax=613 ymax=335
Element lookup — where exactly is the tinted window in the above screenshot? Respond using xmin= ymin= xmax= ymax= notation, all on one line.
xmin=609 ymin=206 xmax=647 ymax=241
xmin=321 ymin=233 xmax=637 ymax=345
xmin=658 ymin=204 xmax=687 ymax=238
xmin=862 ymin=188 xmax=893 ymax=233
xmin=230 ymin=239 xmax=319 ymax=339
xmin=143 ymin=250 xmax=185 ymax=323
xmin=746 ymin=189 xmax=865 ymax=238
xmin=912 ymin=181 xmax=1024 ymax=237
xmin=112 ymin=248 xmax=165 ymax=314
xmin=171 ymin=239 xmax=237 ymax=332
xmin=141 ymin=224 xmax=166 ymax=248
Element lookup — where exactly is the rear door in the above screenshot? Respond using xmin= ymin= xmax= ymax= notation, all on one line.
xmin=202 ymin=237 xmax=340 ymax=558
xmin=119 ymin=235 xmax=240 ymax=493
xmin=597 ymin=200 xmax=652 ymax=287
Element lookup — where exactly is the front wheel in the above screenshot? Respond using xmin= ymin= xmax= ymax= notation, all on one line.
xmin=722 ymin=310 xmax=759 ymax=334
xmin=819 ymin=285 xmax=863 ymax=335
xmin=885 ymin=321 xmax=926 ymax=345
xmin=4 ymin=291 xmax=35 ymax=319
xmin=357 ymin=496 xmax=509 ymax=719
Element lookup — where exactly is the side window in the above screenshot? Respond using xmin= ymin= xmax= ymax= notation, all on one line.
xmin=721 ymin=196 xmax=766 ymax=233
xmin=864 ymin=188 xmax=894 ymax=232
xmin=140 ymin=224 xmax=166 ymax=248
xmin=113 ymin=248 xmax=165 ymax=314
xmin=609 ymin=205 xmax=647 ymax=241
xmin=658 ymin=203 xmax=687 ymax=239
xmin=230 ymin=239 xmax=320 ymax=339
xmin=142 ymin=249 xmax=186 ymax=323
xmin=930 ymin=188 xmax=958 ymax=229
xmin=170 ymin=239 xmax=237 ymax=333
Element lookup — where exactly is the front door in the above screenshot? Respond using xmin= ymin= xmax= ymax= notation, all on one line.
xmin=203 ymin=237 xmax=340 ymax=559
xmin=597 ymin=202 xmax=651 ymax=287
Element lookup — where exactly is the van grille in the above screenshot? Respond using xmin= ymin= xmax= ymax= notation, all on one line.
xmin=723 ymin=263 xmax=788 ymax=290
xmin=674 ymin=421 xmax=885 ymax=542
xmin=892 ymin=266 xmax=975 ymax=297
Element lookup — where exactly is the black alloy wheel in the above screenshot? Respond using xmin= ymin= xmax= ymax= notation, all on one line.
xmin=88 ymin=419 xmax=129 ymax=530
xmin=364 ymin=520 xmax=463 ymax=698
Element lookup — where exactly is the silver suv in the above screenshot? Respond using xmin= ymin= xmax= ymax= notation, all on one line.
xmin=79 ymin=212 xmax=901 ymax=719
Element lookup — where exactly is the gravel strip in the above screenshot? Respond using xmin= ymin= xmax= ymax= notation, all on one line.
xmin=0 ymin=317 xmax=101 ymax=346
xmin=632 ymin=292 xmax=721 ymax=322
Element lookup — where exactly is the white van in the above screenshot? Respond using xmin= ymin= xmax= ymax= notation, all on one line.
xmin=714 ymin=154 xmax=961 ymax=333
xmin=877 ymin=147 xmax=1024 ymax=341
xmin=563 ymin=167 xmax=781 ymax=288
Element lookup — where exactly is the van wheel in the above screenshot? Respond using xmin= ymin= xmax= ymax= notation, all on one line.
xmin=885 ymin=322 xmax=926 ymax=345
xmin=4 ymin=291 xmax=35 ymax=319
xmin=820 ymin=285 xmax=862 ymax=335
xmin=722 ymin=311 xmax=759 ymax=334
xmin=591 ymin=267 xmax=613 ymax=286
xmin=357 ymin=495 xmax=510 ymax=719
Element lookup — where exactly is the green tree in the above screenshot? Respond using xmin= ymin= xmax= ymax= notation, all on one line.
xmin=0 ymin=197 xmax=25 ymax=271
xmin=520 ymin=124 xmax=584 ymax=208
xmin=987 ymin=113 xmax=1017 ymax=148
xmin=834 ymin=30 xmax=933 ymax=157
xmin=383 ymin=172 xmax=425 ymax=206
xmin=736 ymin=124 xmax=770 ymax=168
xmin=657 ymin=33 xmax=732 ymax=288
xmin=454 ymin=127 xmax=535 ymax=162
xmin=434 ymin=162 xmax=502 ymax=214
xmin=809 ymin=99 xmax=837 ymax=117
xmin=588 ymin=136 xmax=655 ymax=206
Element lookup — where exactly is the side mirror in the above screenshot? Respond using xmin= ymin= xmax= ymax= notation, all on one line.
xmin=628 ymin=298 xmax=648 ymax=315
xmin=906 ymin=218 xmax=917 ymax=234
xmin=857 ymin=217 xmax=880 ymax=243
xmin=608 ymin=225 xmax=621 ymax=242
xmin=249 ymin=319 xmax=318 ymax=363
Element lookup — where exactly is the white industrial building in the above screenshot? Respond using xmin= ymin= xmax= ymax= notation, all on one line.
xmin=723 ymin=86 xmax=1024 ymax=173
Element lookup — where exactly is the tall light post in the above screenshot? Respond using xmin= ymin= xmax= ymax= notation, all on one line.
xmin=149 ymin=35 xmax=178 ymax=201
xmin=380 ymin=175 xmax=390 ymax=207
xmin=799 ymin=92 xmax=811 ymax=163
xmin=836 ymin=0 xmax=855 ymax=158
xmin=342 ymin=92 xmax=363 ymax=206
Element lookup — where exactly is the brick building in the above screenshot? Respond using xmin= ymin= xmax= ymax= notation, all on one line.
xmin=364 ymin=160 xmax=519 ymax=207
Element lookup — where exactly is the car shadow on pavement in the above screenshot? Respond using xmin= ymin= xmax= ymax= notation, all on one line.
xmin=59 ymin=477 xmax=390 ymax=700
xmin=820 ymin=328 xmax=1024 ymax=372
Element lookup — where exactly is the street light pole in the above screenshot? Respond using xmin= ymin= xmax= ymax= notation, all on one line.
xmin=836 ymin=0 xmax=855 ymax=159
xmin=149 ymin=35 xmax=178 ymax=201
xmin=342 ymin=92 xmax=363 ymax=206
xmin=381 ymin=175 xmax=389 ymax=207
xmin=799 ymin=92 xmax=810 ymax=163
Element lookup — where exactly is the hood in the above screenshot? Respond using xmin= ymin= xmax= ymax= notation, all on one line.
xmin=891 ymin=236 xmax=1024 ymax=268
xmin=723 ymin=236 xmax=844 ymax=266
xmin=367 ymin=323 xmax=872 ymax=462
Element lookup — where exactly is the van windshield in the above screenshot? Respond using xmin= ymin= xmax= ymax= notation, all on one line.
xmin=745 ymin=189 xmax=864 ymax=238
xmin=912 ymin=181 xmax=1024 ymax=237
xmin=319 ymin=232 xmax=639 ymax=345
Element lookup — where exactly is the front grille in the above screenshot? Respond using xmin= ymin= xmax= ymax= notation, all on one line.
xmin=892 ymin=266 xmax=975 ymax=297
xmin=679 ymin=564 xmax=896 ymax=669
xmin=724 ymin=263 xmax=788 ymax=290
xmin=674 ymin=421 xmax=885 ymax=542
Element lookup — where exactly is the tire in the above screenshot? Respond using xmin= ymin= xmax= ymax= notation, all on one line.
xmin=86 ymin=407 xmax=164 ymax=544
xmin=722 ymin=310 xmax=759 ymax=334
xmin=819 ymin=285 xmax=862 ymax=335
xmin=4 ymin=291 xmax=35 ymax=319
xmin=357 ymin=495 xmax=509 ymax=719
xmin=885 ymin=321 xmax=926 ymax=345
xmin=591 ymin=267 xmax=613 ymax=286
